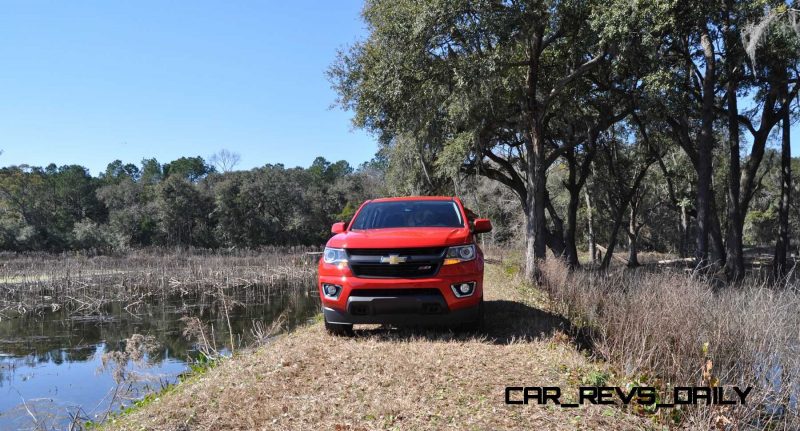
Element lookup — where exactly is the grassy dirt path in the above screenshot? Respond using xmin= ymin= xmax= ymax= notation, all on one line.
xmin=111 ymin=263 xmax=648 ymax=430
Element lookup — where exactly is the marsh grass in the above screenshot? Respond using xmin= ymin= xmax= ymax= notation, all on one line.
xmin=0 ymin=247 xmax=319 ymax=319
xmin=539 ymin=258 xmax=800 ymax=429
xmin=0 ymin=247 xmax=322 ymax=431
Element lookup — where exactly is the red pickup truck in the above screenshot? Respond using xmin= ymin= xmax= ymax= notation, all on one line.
xmin=318 ymin=196 xmax=492 ymax=335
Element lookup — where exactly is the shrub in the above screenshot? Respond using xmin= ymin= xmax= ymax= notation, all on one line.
xmin=72 ymin=220 xmax=114 ymax=251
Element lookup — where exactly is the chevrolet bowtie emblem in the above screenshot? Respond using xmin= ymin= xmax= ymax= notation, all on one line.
xmin=380 ymin=254 xmax=407 ymax=265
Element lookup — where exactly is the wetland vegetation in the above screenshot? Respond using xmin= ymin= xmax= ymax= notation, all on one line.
xmin=0 ymin=247 xmax=319 ymax=429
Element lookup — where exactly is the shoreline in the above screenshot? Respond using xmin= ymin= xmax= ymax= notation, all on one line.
xmin=107 ymin=262 xmax=646 ymax=430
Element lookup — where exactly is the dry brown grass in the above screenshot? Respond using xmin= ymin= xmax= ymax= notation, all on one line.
xmin=0 ymin=247 xmax=317 ymax=318
xmin=108 ymin=264 xmax=648 ymax=431
xmin=540 ymin=258 xmax=800 ymax=429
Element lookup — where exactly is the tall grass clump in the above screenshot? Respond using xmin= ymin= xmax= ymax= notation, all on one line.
xmin=540 ymin=258 xmax=800 ymax=428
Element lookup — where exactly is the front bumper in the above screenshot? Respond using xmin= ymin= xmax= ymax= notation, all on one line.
xmin=322 ymin=300 xmax=481 ymax=326
xmin=318 ymin=258 xmax=484 ymax=326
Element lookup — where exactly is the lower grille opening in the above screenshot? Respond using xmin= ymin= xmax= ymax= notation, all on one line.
xmin=351 ymin=304 xmax=370 ymax=315
xmin=421 ymin=303 xmax=443 ymax=314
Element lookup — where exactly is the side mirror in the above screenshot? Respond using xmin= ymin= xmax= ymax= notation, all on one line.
xmin=331 ymin=222 xmax=346 ymax=234
xmin=473 ymin=218 xmax=492 ymax=234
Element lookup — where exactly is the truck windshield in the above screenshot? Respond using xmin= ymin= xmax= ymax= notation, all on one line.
xmin=350 ymin=200 xmax=464 ymax=229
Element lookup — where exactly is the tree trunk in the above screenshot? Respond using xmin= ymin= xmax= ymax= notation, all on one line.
xmin=523 ymin=127 xmax=548 ymax=280
xmin=563 ymin=154 xmax=580 ymax=268
xmin=775 ymin=85 xmax=791 ymax=276
xmin=564 ymin=195 xmax=580 ymax=267
xmin=710 ymin=195 xmax=726 ymax=265
xmin=544 ymin=199 xmax=567 ymax=258
xmin=695 ymin=28 xmax=716 ymax=268
xmin=695 ymin=159 xmax=712 ymax=266
xmin=627 ymin=204 xmax=639 ymax=267
xmin=679 ymin=202 xmax=689 ymax=257
xmin=533 ymin=143 xmax=548 ymax=254
xmin=524 ymin=204 xmax=537 ymax=280
xmin=585 ymin=190 xmax=596 ymax=263
xmin=723 ymin=1 xmax=745 ymax=280
xmin=523 ymin=31 xmax=546 ymax=282
xmin=601 ymin=165 xmax=652 ymax=269
xmin=601 ymin=208 xmax=625 ymax=270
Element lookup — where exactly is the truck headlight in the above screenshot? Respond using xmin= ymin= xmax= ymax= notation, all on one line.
xmin=443 ymin=244 xmax=476 ymax=265
xmin=323 ymin=247 xmax=348 ymax=265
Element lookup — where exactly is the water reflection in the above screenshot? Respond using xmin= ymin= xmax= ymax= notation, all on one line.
xmin=0 ymin=284 xmax=320 ymax=429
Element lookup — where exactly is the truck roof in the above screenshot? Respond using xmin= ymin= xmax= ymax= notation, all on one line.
xmin=368 ymin=196 xmax=456 ymax=203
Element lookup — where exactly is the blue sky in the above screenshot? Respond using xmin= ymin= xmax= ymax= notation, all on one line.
xmin=0 ymin=2 xmax=798 ymax=176
xmin=0 ymin=1 xmax=375 ymax=175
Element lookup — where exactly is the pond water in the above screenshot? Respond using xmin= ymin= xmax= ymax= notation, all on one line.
xmin=0 ymin=284 xmax=320 ymax=430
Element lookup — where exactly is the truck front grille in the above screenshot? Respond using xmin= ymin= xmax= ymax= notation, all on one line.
xmin=350 ymin=263 xmax=440 ymax=278
xmin=346 ymin=247 xmax=445 ymax=278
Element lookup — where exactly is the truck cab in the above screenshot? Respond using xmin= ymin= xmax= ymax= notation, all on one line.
xmin=317 ymin=196 xmax=492 ymax=335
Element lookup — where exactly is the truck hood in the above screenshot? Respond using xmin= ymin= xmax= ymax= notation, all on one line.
xmin=326 ymin=227 xmax=472 ymax=249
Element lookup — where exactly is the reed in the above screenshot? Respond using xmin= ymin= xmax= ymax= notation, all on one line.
xmin=0 ymin=247 xmax=319 ymax=319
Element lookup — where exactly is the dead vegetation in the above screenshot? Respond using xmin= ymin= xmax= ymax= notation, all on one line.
xmin=0 ymin=247 xmax=318 ymax=319
xmin=0 ymin=247 xmax=321 ymax=431
xmin=109 ymin=264 xmax=647 ymax=431
xmin=540 ymin=258 xmax=800 ymax=428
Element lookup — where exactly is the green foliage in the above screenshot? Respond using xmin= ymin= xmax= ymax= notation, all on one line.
xmin=163 ymin=156 xmax=214 ymax=182
xmin=329 ymin=0 xmax=800 ymax=270
xmin=187 ymin=351 xmax=219 ymax=375
xmin=156 ymin=175 xmax=215 ymax=247
xmin=102 ymin=160 xmax=140 ymax=183
xmin=336 ymin=202 xmax=358 ymax=223
xmin=0 ymin=164 xmax=106 ymax=250
xmin=0 ymin=156 xmax=387 ymax=252
xmin=745 ymin=207 xmax=778 ymax=245
xmin=72 ymin=220 xmax=114 ymax=251
xmin=97 ymin=176 xmax=159 ymax=248
xmin=581 ymin=369 xmax=611 ymax=387
xmin=140 ymin=158 xmax=163 ymax=184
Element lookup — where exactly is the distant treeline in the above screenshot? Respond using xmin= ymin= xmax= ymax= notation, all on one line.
xmin=0 ymin=156 xmax=386 ymax=251
xmin=2 ymin=147 xmax=798 ymax=260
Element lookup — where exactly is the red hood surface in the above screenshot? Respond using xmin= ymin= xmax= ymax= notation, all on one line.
xmin=326 ymin=227 xmax=472 ymax=249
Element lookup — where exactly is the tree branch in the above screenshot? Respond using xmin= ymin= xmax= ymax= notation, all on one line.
xmin=542 ymin=50 xmax=606 ymax=108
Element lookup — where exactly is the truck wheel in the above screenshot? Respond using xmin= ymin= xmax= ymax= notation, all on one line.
xmin=324 ymin=318 xmax=354 ymax=337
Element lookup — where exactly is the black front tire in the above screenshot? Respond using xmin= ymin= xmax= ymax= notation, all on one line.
xmin=324 ymin=317 xmax=354 ymax=337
